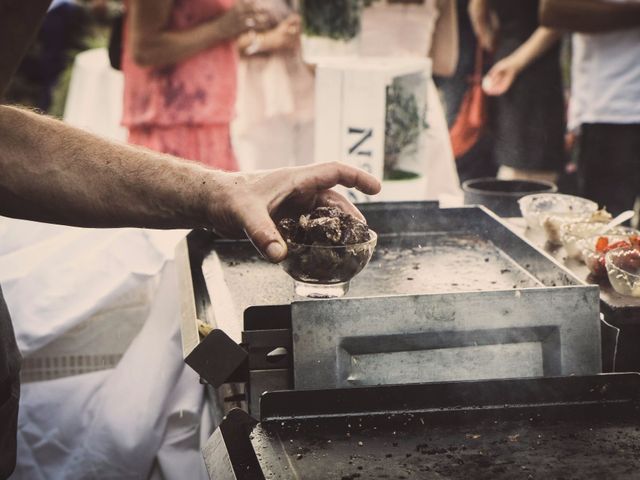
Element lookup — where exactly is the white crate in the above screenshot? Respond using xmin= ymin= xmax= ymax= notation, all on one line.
xmin=20 ymin=280 xmax=155 ymax=383
xmin=314 ymin=57 xmax=431 ymax=202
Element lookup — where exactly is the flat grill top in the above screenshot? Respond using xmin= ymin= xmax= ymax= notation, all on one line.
xmin=186 ymin=205 xmax=599 ymax=392
xmin=204 ymin=232 xmax=542 ymax=329
xmin=252 ymin=404 xmax=640 ymax=479
xmin=248 ymin=375 xmax=640 ymax=479
xmin=202 ymin=375 xmax=640 ymax=480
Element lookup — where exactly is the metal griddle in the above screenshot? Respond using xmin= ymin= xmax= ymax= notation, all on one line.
xmin=177 ymin=202 xmax=603 ymax=417
xmin=197 ymin=203 xmax=582 ymax=331
xmin=203 ymin=374 xmax=640 ymax=480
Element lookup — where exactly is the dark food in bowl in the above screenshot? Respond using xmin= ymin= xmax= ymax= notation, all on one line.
xmin=278 ymin=207 xmax=371 ymax=246
xmin=277 ymin=207 xmax=376 ymax=284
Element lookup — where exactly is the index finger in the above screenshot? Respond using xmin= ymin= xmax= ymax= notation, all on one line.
xmin=293 ymin=162 xmax=382 ymax=196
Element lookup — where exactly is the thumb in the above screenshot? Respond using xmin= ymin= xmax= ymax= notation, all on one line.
xmin=240 ymin=204 xmax=288 ymax=263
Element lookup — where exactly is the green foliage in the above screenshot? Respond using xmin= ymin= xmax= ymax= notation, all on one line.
xmin=301 ymin=0 xmax=364 ymax=41
xmin=300 ymin=0 xmax=387 ymax=41
xmin=384 ymin=80 xmax=427 ymax=179
xmin=385 ymin=169 xmax=421 ymax=180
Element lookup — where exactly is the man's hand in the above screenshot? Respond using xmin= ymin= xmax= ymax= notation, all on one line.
xmin=209 ymin=162 xmax=381 ymax=263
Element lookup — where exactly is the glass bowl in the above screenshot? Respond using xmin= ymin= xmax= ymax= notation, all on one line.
xmin=280 ymin=230 xmax=377 ymax=298
xmin=518 ymin=194 xmax=599 ymax=243
xmin=582 ymin=229 xmax=640 ymax=279
xmin=563 ymin=224 xmax=635 ymax=262
xmin=561 ymin=221 xmax=608 ymax=261
xmin=605 ymin=247 xmax=640 ymax=297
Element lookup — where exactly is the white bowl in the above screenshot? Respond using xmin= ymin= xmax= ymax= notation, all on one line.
xmin=561 ymin=221 xmax=608 ymax=261
xmin=519 ymin=194 xmax=598 ymax=229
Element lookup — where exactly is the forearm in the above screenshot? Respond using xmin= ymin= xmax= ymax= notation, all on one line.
xmin=509 ymin=27 xmax=562 ymax=72
xmin=132 ymin=18 xmax=237 ymax=67
xmin=540 ymin=0 xmax=640 ymax=33
xmin=0 ymin=105 xmax=221 ymax=229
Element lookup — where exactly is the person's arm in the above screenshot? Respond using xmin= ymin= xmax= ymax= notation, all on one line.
xmin=429 ymin=0 xmax=459 ymax=77
xmin=468 ymin=0 xmax=499 ymax=51
xmin=0 ymin=106 xmax=380 ymax=262
xmin=0 ymin=0 xmax=51 ymax=98
xmin=129 ymin=0 xmax=271 ymax=67
xmin=540 ymin=0 xmax=640 ymax=33
xmin=482 ymin=27 xmax=562 ymax=96
xmin=237 ymin=14 xmax=301 ymax=56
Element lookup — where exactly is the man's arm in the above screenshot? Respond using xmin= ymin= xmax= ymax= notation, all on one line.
xmin=0 ymin=106 xmax=218 ymax=229
xmin=0 ymin=106 xmax=380 ymax=261
xmin=540 ymin=0 xmax=640 ymax=33
xmin=0 ymin=0 xmax=51 ymax=98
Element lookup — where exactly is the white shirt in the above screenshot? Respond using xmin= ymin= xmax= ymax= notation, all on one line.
xmin=569 ymin=28 xmax=640 ymax=130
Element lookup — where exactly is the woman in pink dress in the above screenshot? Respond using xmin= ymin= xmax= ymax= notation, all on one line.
xmin=122 ymin=0 xmax=271 ymax=170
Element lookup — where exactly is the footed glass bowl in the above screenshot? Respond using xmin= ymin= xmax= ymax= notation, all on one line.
xmin=606 ymin=247 xmax=640 ymax=298
xmin=582 ymin=228 xmax=640 ymax=279
xmin=281 ymin=231 xmax=377 ymax=298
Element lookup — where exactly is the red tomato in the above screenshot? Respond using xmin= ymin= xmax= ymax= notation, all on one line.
xmin=595 ymin=237 xmax=609 ymax=253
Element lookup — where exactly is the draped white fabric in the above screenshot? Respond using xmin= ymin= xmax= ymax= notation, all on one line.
xmin=1 ymin=219 xmax=209 ymax=480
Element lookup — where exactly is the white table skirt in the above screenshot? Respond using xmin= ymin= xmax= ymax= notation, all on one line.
xmin=1 ymin=218 xmax=209 ymax=480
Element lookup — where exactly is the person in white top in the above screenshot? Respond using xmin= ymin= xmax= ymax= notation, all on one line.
xmin=541 ymin=0 xmax=640 ymax=216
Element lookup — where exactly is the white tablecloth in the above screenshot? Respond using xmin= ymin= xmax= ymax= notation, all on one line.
xmin=1 ymin=218 xmax=209 ymax=480
xmin=63 ymin=48 xmax=127 ymax=142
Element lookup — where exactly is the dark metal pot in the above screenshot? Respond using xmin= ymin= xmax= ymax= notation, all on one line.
xmin=462 ymin=177 xmax=557 ymax=217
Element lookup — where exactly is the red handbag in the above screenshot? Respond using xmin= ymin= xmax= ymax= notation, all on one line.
xmin=449 ymin=46 xmax=487 ymax=158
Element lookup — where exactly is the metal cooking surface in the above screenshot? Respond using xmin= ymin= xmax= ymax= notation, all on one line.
xmin=251 ymin=405 xmax=640 ymax=479
xmin=203 ymin=232 xmax=541 ymax=320
xmin=364 ymin=233 xmax=541 ymax=293
xmin=202 ymin=375 xmax=640 ymax=480
xmin=186 ymin=205 xmax=599 ymax=400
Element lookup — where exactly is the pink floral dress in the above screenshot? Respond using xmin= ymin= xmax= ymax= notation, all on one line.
xmin=122 ymin=0 xmax=238 ymax=170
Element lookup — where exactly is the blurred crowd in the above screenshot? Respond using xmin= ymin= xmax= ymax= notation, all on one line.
xmin=6 ymin=0 xmax=639 ymax=216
